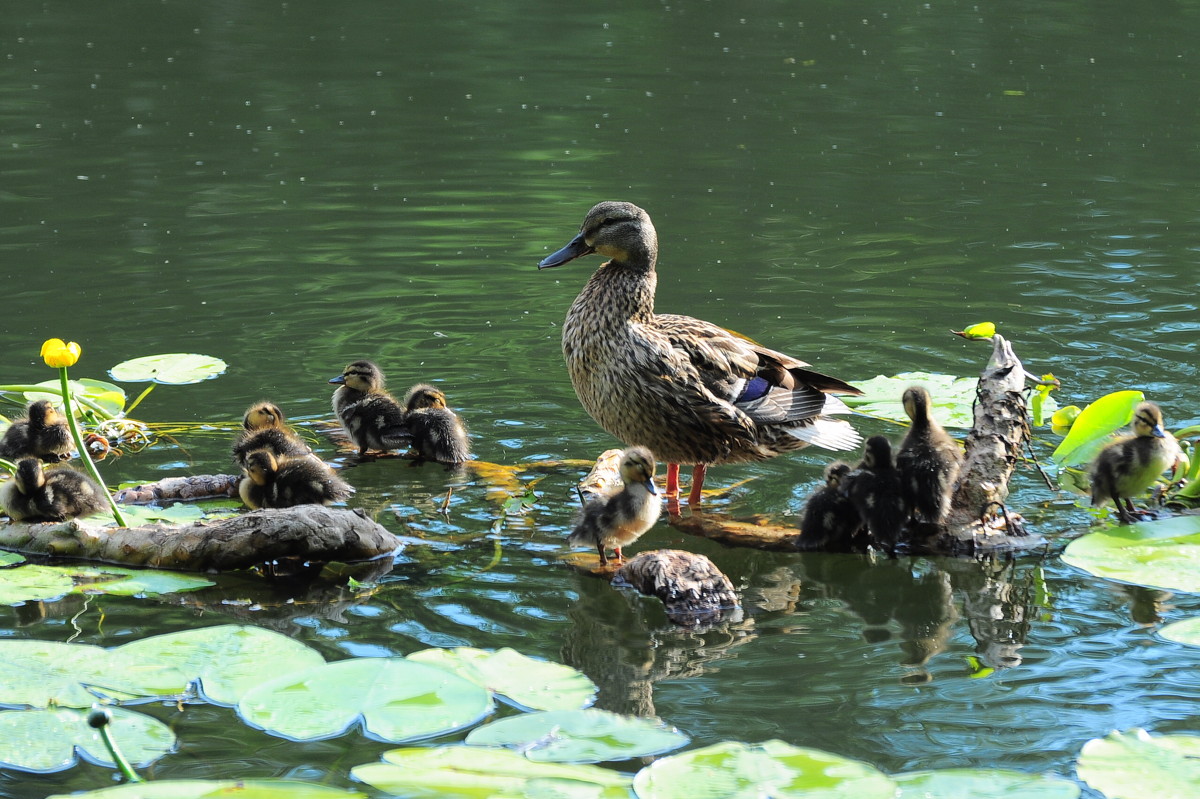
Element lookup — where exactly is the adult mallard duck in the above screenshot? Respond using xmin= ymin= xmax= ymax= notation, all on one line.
xmin=0 ymin=400 xmax=72 ymax=462
xmin=896 ymin=386 xmax=963 ymax=523
xmin=568 ymin=446 xmax=661 ymax=565
xmin=1089 ymin=401 xmax=1181 ymax=523
xmin=842 ymin=436 xmax=907 ymax=553
xmin=538 ymin=201 xmax=862 ymax=504
xmin=402 ymin=383 xmax=470 ymax=465
xmin=232 ymin=401 xmax=314 ymax=469
xmin=0 ymin=458 xmax=107 ymax=522
xmin=238 ymin=449 xmax=354 ymax=509
xmin=329 ymin=360 xmax=410 ymax=456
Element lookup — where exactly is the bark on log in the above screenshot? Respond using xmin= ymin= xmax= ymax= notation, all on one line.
xmin=114 ymin=474 xmax=241 ymax=504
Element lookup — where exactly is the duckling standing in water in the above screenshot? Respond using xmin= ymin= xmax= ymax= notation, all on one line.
xmin=568 ymin=447 xmax=662 ymax=565
xmin=232 ymin=401 xmax=314 ymax=469
xmin=797 ymin=460 xmax=863 ymax=552
xmin=0 ymin=400 xmax=72 ymax=462
xmin=1090 ymin=401 xmax=1181 ymax=523
xmin=238 ymin=449 xmax=354 ymax=509
xmin=842 ymin=436 xmax=907 ymax=553
xmin=329 ymin=360 xmax=410 ymax=456
xmin=896 ymin=386 xmax=963 ymax=523
xmin=0 ymin=458 xmax=108 ymax=522
xmin=402 ymin=383 xmax=470 ymax=465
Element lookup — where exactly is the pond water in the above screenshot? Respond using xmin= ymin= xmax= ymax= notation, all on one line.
xmin=2 ymin=1 xmax=1199 ymax=796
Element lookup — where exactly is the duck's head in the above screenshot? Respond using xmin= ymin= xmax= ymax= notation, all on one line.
xmin=242 ymin=449 xmax=279 ymax=486
xmin=330 ymin=360 xmax=386 ymax=393
xmin=28 ymin=400 xmax=62 ymax=428
xmin=824 ymin=460 xmax=852 ymax=487
xmin=404 ymin=383 xmax=447 ymax=411
xmin=1132 ymin=401 xmax=1167 ymax=439
xmin=862 ymin=436 xmax=894 ymax=469
xmin=619 ymin=446 xmax=658 ymax=494
xmin=901 ymin=386 xmax=932 ymax=424
xmin=538 ymin=201 xmax=658 ymax=270
xmin=243 ymin=401 xmax=286 ymax=431
xmin=13 ymin=458 xmax=45 ymax=494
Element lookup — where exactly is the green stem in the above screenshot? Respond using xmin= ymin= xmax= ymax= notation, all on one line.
xmin=123 ymin=383 xmax=156 ymax=416
xmin=89 ymin=708 xmax=144 ymax=783
xmin=58 ymin=368 xmax=128 ymax=527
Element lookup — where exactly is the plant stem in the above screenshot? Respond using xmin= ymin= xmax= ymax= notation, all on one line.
xmin=58 ymin=368 xmax=127 ymax=527
xmin=89 ymin=709 xmax=144 ymax=783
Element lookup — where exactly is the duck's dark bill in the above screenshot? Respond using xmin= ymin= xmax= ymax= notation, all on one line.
xmin=329 ymin=375 xmax=345 ymax=384
xmin=538 ymin=233 xmax=594 ymax=269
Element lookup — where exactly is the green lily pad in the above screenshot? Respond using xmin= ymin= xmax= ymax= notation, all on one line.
xmin=1051 ymin=390 xmax=1144 ymax=467
xmin=47 ymin=781 xmax=366 ymax=799
xmin=842 ymin=372 xmax=979 ymax=429
xmin=0 ymin=564 xmax=77 ymax=605
xmin=1061 ymin=515 xmax=1200 ymax=593
xmin=632 ymin=740 xmax=897 ymax=799
xmin=71 ymin=567 xmax=215 ymax=597
xmin=0 ymin=706 xmax=175 ymax=773
xmin=466 ymin=708 xmax=687 ymax=763
xmin=106 ymin=503 xmax=206 ymax=527
xmin=1076 ymin=729 xmax=1200 ymax=799
xmin=893 ymin=769 xmax=1080 ymax=798
xmin=116 ymin=625 xmax=325 ymax=707
xmin=0 ymin=640 xmax=186 ymax=707
xmin=108 ymin=354 xmax=227 ymax=386
xmin=0 ymin=551 xmax=25 ymax=566
xmin=237 ymin=657 xmax=493 ymax=742
xmin=21 ymin=379 xmax=127 ymax=419
xmin=351 ymin=746 xmax=631 ymax=799
xmin=1157 ymin=617 xmax=1200 ymax=647
xmin=407 ymin=647 xmax=597 ymax=711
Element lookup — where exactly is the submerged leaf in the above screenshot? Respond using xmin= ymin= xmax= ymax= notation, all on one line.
xmin=1051 ymin=390 xmax=1144 ymax=467
xmin=407 ymin=647 xmax=596 ymax=711
xmin=466 ymin=708 xmax=687 ymax=763
xmin=108 ymin=354 xmax=227 ymax=386
xmin=0 ymin=706 xmax=175 ymax=773
xmin=1062 ymin=515 xmax=1200 ymax=593
xmin=1076 ymin=729 xmax=1200 ymax=799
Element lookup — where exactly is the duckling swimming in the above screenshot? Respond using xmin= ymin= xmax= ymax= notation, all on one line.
xmin=0 ymin=458 xmax=108 ymax=522
xmin=0 ymin=400 xmax=72 ymax=462
xmin=238 ymin=449 xmax=354 ymax=509
xmin=568 ymin=446 xmax=662 ymax=565
xmin=538 ymin=201 xmax=862 ymax=506
xmin=797 ymin=460 xmax=863 ymax=551
xmin=329 ymin=360 xmax=410 ymax=456
xmin=232 ymin=401 xmax=314 ymax=469
xmin=896 ymin=386 xmax=963 ymax=523
xmin=402 ymin=383 xmax=470 ymax=465
xmin=1089 ymin=401 xmax=1181 ymax=523
xmin=842 ymin=436 xmax=907 ymax=553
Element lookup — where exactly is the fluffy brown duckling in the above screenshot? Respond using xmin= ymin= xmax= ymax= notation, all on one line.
xmin=238 ymin=449 xmax=354 ymax=509
xmin=842 ymin=436 xmax=907 ymax=553
xmin=329 ymin=360 xmax=410 ymax=455
xmin=896 ymin=386 xmax=963 ymax=523
xmin=231 ymin=401 xmax=314 ymax=469
xmin=0 ymin=458 xmax=108 ymax=522
xmin=797 ymin=460 xmax=863 ymax=551
xmin=402 ymin=383 xmax=470 ymax=465
xmin=0 ymin=400 xmax=72 ymax=462
xmin=1089 ymin=401 xmax=1181 ymax=523
xmin=568 ymin=446 xmax=662 ymax=565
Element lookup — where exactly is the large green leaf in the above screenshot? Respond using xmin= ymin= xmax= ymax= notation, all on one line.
xmin=407 ymin=647 xmax=597 ymax=711
xmin=21 ymin=378 xmax=127 ymax=418
xmin=893 ymin=769 xmax=1080 ymax=798
xmin=631 ymin=740 xmax=896 ymax=799
xmin=1076 ymin=729 xmax=1200 ymax=799
xmin=237 ymin=658 xmax=493 ymax=742
xmin=1158 ymin=617 xmax=1200 ymax=647
xmin=115 ymin=625 xmax=325 ymax=707
xmin=47 ymin=781 xmax=365 ymax=799
xmin=0 ymin=564 xmax=76 ymax=605
xmin=1061 ymin=516 xmax=1200 ymax=593
xmin=71 ymin=567 xmax=215 ymax=597
xmin=0 ymin=640 xmax=186 ymax=707
xmin=466 ymin=708 xmax=687 ymax=763
xmin=351 ymin=746 xmax=631 ymax=799
xmin=108 ymin=354 xmax=227 ymax=385
xmin=0 ymin=706 xmax=174 ymax=773
xmin=841 ymin=372 xmax=978 ymax=429
xmin=1051 ymin=390 xmax=1144 ymax=467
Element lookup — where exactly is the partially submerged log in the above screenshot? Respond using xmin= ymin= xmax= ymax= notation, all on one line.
xmin=614 ymin=549 xmax=740 ymax=626
xmin=115 ymin=474 xmax=241 ymax=504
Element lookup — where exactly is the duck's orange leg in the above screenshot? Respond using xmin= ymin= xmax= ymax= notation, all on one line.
xmin=666 ymin=463 xmax=681 ymax=497
xmin=688 ymin=463 xmax=708 ymax=505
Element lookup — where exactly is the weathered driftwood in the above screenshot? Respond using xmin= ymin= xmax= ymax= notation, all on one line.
xmin=0 ymin=506 xmax=400 ymax=572
xmin=114 ymin=474 xmax=241 ymax=504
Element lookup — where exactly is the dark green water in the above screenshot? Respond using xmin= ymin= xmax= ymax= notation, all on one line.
xmin=2 ymin=1 xmax=1199 ymax=796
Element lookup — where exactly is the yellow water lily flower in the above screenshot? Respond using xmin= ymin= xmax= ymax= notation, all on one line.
xmin=41 ymin=338 xmax=82 ymax=368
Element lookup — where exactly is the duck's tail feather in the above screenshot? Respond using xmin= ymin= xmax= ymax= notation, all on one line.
xmin=786 ymin=418 xmax=863 ymax=451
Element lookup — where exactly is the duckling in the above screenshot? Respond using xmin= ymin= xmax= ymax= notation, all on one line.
xmin=896 ymin=386 xmax=963 ymax=523
xmin=568 ymin=446 xmax=662 ymax=565
xmin=1089 ymin=401 xmax=1181 ymax=523
xmin=797 ymin=460 xmax=863 ymax=552
xmin=842 ymin=436 xmax=907 ymax=553
xmin=238 ymin=449 xmax=354 ymax=509
xmin=0 ymin=400 xmax=72 ymax=463
xmin=328 ymin=360 xmax=410 ymax=455
xmin=0 ymin=458 xmax=108 ymax=522
xmin=402 ymin=383 xmax=470 ymax=465
xmin=538 ymin=201 xmax=862 ymax=506
xmin=231 ymin=401 xmax=314 ymax=469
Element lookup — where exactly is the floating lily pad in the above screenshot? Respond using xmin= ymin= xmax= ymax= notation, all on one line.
xmin=0 ymin=551 xmax=25 ymax=566
xmin=108 ymin=354 xmax=227 ymax=386
xmin=237 ymin=658 xmax=493 ymax=742
xmin=1076 ymin=729 xmax=1200 ymax=799
xmin=22 ymin=378 xmax=127 ymax=418
xmin=1158 ymin=617 xmax=1200 ymax=647
xmin=1061 ymin=516 xmax=1200 ymax=593
xmin=72 ymin=566 xmax=214 ymax=597
xmin=893 ymin=769 xmax=1080 ymax=798
xmin=466 ymin=708 xmax=687 ymax=763
xmin=407 ymin=647 xmax=597 ymax=711
xmin=351 ymin=746 xmax=631 ymax=799
xmin=1051 ymin=390 xmax=1144 ymax=467
xmin=106 ymin=503 xmax=206 ymax=527
xmin=0 ymin=706 xmax=175 ymax=773
xmin=632 ymin=740 xmax=897 ymax=799
xmin=0 ymin=564 xmax=76 ymax=605
xmin=47 ymin=780 xmax=366 ymax=799
xmin=0 ymin=640 xmax=186 ymax=707
xmin=842 ymin=372 xmax=979 ymax=429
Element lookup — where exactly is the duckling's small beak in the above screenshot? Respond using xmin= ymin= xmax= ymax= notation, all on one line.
xmin=329 ymin=375 xmax=346 ymax=385
xmin=644 ymin=478 xmax=659 ymax=496
xmin=538 ymin=232 xmax=594 ymax=269
xmin=1152 ymin=423 xmax=1167 ymax=438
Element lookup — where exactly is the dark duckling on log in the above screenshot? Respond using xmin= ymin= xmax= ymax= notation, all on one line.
xmin=231 ymin=401 xmax=314 ymax=469
xmin=238 ymin=449 xmax=354 ymax=509
xmin=402 ymin=383 xmax=470 ymax=465
xmin=568 ymin=446 xmax=662 ymax=565
xmin=538 ymin=201 xmax=863 ymax=506
xmin=1089 ymin=401 xmax=1181 ymax=523
xmin=0 ymin=399 xmax=72 ymax=462
xmin=329 ymin=360 xmax=410 ymax=456
xmin=797 ymin=460 xmax=863 ymax=551
xmin=896 ymin=385 xmax=963 ymax=523
xmin=0 ymin=458 xmax=108 ymax=522
xmin=842 ymin=435 xmax=907 ymax=553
